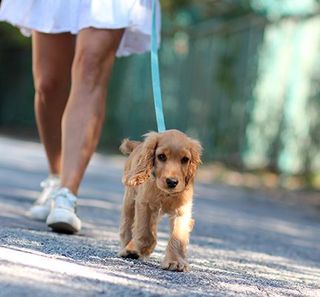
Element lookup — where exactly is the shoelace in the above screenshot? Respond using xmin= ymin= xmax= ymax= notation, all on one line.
xmin=40 ymin=176 xmax=60 ymax=189
xmin=35 ymin=176 xmax=60 ymax=205
xmin=51 ymin=187 xmax=77 ymax=211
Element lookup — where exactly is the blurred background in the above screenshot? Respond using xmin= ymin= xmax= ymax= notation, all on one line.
xmin=0 ymin=0 xmax=320 ymax=192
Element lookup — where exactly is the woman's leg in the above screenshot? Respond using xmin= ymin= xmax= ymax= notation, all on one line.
xmin=61 ymin=28 xmax=124 ymax=194
xmin=29 ymin=32 xmax=76 ymax=221
xmin=32 ymin=32 xmax=76 ymax=174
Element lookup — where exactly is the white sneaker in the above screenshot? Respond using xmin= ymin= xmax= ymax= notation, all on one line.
xmin=29 ymin=175 xmax=61 ymax=221
xmin=46 ymin=187 xmax=81 ymax=234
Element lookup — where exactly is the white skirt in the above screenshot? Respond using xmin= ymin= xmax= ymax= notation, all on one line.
xmin=0 ymin=0 xmax=160 ymax=57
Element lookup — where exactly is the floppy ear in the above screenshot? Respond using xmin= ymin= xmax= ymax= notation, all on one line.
xmin=126 ymin=132 xmax=158 ymax=187
xmin=185 ymin=139 xmax=202 ymax=186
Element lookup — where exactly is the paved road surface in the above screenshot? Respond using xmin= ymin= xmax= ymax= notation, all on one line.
xmin=0 ymin=136 xmax=319 ymax=297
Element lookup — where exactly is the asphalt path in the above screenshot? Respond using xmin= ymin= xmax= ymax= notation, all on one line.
xmin=0 ymin=136 xmax=319 ymax=297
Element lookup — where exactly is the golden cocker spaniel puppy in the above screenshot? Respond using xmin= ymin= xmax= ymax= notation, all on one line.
xmin=119 ymin=129 xmax=202 ymax=272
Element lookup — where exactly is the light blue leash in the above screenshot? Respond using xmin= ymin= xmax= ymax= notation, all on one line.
xmin=151 ymin=0 xmax=166 ymax=132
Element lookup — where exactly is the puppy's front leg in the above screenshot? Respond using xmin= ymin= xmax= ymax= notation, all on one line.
xmin=119 ymin=188 xmax=136 ymax=256
xmin=162 ymin=204 xmax=193 ymax=272
xmin=133 ymin=201 xmax=158 ymax=257
xmin=122 ymin=201 xmax=158 ymax=259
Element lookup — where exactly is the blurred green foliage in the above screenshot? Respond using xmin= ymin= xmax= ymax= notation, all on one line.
xmin=0 ymin=22 xmax=30 ymax=47
xmin=0 ymin=0 xmax=320 ymax=183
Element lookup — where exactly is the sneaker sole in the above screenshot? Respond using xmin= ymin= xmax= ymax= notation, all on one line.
xmin=46 ymin=209 xmax=81 ymax=234
xmin=47 ymin=222 xmax=78 ymax=234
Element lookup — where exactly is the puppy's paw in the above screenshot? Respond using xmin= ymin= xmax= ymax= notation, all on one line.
xmin=161 ymin=258 xmax=189 ymax=272
xmin=118 ymin=248 xmax=140 ymax=259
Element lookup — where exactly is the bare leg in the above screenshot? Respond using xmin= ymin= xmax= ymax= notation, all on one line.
xmin=32 ymin=32 xmax=75 ymax=174
xmin=60 ymin=28 xmax=124 ymax=194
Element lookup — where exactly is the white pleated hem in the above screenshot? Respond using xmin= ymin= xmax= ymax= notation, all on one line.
xmin=0 ymin=0 xmax=161 ymax=57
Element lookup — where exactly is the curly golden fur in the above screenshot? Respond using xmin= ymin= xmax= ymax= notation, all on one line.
xmin=119 ymin=129 xmax=202 ymax=272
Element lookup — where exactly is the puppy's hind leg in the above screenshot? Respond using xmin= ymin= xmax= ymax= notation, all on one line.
xmin=119 ymin=187 xmax=136 ymax=257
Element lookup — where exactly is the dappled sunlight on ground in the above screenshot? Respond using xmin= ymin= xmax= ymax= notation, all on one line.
xmin=0 ymin=136 xmax=320 ymax=296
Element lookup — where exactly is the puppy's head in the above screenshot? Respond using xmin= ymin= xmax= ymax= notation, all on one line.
xmin=126 ymin=129 xmax=202 ymax=194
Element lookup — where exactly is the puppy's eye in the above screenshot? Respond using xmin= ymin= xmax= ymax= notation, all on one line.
xmin=181 ymin=156 xmax=189 ymax=164
xmin=157 ymin=153 xmax=167 ymax=162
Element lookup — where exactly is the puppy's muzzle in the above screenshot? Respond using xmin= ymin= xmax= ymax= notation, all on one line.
xmin=166 ymin=178 xmax=179 ymax=189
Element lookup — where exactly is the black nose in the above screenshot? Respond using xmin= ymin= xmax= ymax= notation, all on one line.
xmin=166 ymin=178 xmax=179 ymax=188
